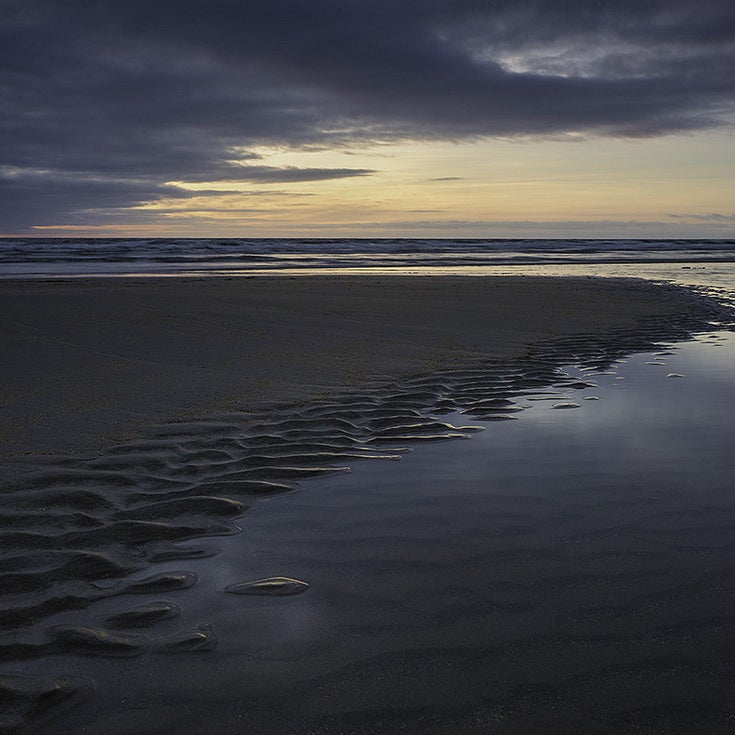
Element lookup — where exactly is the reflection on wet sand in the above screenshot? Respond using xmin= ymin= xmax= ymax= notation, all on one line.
xmin=2 ymin=289 xmax=732 ymax=732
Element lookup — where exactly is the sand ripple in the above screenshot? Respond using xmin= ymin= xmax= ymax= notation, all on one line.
xmin=225 ymin=577 xmax=310 ymax=596
xmin=103 ymin=601 xmax=181 ymax=628
xmin=0 ymin=306 xmax=726 ymax=732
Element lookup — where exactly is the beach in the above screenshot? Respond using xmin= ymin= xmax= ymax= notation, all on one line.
xmin=1 ymin=273 xmax=733 ymax=734
xmin=0 ymin=275 xmax=713 ymax=463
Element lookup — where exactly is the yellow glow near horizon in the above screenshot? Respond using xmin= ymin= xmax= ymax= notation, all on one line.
xmin=24 ymin=129 xmax=735 ymax=238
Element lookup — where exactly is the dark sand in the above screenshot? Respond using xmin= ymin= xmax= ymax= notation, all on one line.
xmin=0 ymin=275 xmax=713 ymax=461
xmin=0 ymin=275 xmax=730 ymax=734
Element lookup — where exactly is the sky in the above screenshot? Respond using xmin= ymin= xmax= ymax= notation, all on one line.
xmin=1 ymin=0 xmax=734 ymax=238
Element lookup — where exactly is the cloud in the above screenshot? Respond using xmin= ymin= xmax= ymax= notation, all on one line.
xmin=0 ymin=165 xmax=372 ymax=230
xmin=2 ymin=0 xmax=735 ymax=230
xmin=667 ymin=212 xmax=735 ymax=222
xmin=267 ymin=217 xmax=735 ymax=238
xmin=180 ymin=166 xmax=375 ymax=183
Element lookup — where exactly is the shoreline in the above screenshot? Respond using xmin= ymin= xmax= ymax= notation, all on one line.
xmin=0 ymin=274 xmax=723 ymax=465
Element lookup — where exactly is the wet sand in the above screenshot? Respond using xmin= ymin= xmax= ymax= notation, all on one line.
xmin=0 ymin=275 xmax=715 ymax=462
xmin=0 ymin=275 xmax=731 ymax=733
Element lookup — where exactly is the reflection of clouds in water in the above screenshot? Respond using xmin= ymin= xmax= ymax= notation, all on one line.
xmin=482 ymin=332 xmax=735 ymax=475
xmin=672 ymin=332 xmax=735 ymax=379
xmin=228 ymin=595 xmax=324 ymax=648
xmin=28 ymin=327 xmax=735 ymax=732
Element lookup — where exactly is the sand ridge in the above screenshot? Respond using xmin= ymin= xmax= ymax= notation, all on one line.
xmin=0 ymin=275 xmax=719 ymax=462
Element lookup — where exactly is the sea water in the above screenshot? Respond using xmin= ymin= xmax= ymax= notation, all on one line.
xmin=1 ymin=237 xmax=735 ymax=279
xmin=2 ymin=236 xmax=734 ymax=311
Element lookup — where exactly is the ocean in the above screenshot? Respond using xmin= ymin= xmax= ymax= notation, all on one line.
xmin=2 ymin=237 xmax=735 ymax=276
xmin=3 ymin=237 xmax=735 ymax=310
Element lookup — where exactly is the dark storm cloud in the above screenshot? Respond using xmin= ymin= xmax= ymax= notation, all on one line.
xmin=2 ymin=0 xmax=734 ymax=230
xmin=0 ymin=170 xmax=228 ymax=230
xmin=0 ymin=167 xmax=358 ymax=230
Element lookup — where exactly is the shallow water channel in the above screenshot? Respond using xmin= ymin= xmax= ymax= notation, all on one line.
xmin=14 ymin=326 xmax=731 ymax=734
